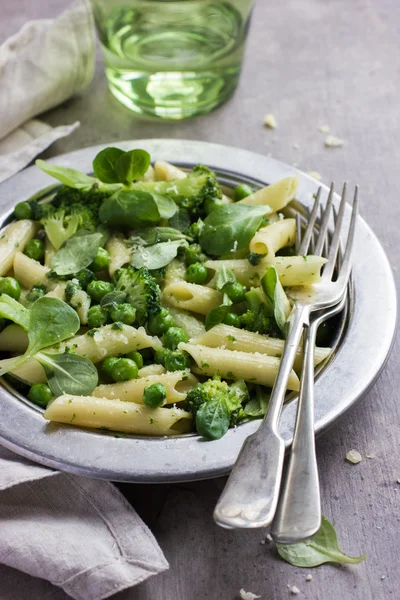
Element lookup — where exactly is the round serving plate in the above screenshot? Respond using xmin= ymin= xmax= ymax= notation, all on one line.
xmin=0 ymin=140 xmax=396 ymax=482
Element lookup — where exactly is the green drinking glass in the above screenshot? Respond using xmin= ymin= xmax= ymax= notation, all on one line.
xmin=91 ymin=0 xmax=254 ymax=119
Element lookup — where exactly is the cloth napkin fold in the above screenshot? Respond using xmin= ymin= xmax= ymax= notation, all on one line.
xmin=0 ymin=0 xmax=94 ymax=183
xmin=0 ymin=2 xmax=169 ymax=598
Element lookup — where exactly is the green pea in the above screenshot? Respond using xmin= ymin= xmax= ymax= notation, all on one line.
xmin=154 ymin=347 xmax=170 ymax=366
xmin=28 ymin=383 xmax=53 ymax=408
xmin=125 ymin=351 xmax=144 ymax=369
xmin=111 ymin=357 xmax=139 ymax=382
xmin=223 ymin=312 xmax=242 ymax=328
xmin=87 ymin=305 xmax=109 ymax=328
xmin=110 ymin=303 xmax=136 ymax=325
xmin=184 ymin=244 xmax=206 ymax=266
xmin=224 ymin=281 xmax=246 ymax=303
xmin=76 ymin=268 xmax=96 ymax=290
xmin=26 ymin=284 xmax=46 ymax=303
xmin=87 ymin=280 xmax=114 ymax=303
xmin=14 ymin=201 xmax=33 ymax=220
xmin=143 ymin=383 xmax=167 ymax=408
xmin=164 ymin=349 xmax=190 ymax=372
xmin=90 ymin=247 xmax=110 ymax=272
xmin=185 ymin=263 xmax=208 ymax=285
xmin=24 ymin=238 xmax=45 ymax=262
xmin=0 ymin=277 xmax=21 ymax=300
xmin=233 ymin=183 xmax=253 ymax=201
xmin=204 ymin=196 xmax=224 ymax=215
xmin=147 ymin=308 xmax=175 ymax=336
xmin=102 ymin=356 xmax=119 ymax=377
xmin=163 ymin=327 xmax=189 ymax=350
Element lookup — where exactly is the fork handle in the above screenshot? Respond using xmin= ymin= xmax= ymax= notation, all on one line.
xmin=270 ymin=321 xmax=321 ymax=543
xmin=213 ymin=304 xmax=308 ymax=529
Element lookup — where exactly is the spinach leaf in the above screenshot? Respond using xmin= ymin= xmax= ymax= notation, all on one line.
xmin=51 ymin=233 xmax=103 ymax=276
xmin=100 ymin=291 xmax=127 ymax=309
xmin=199 ymin=204 xmax=270 ymax=256
xmin=244 ymin=386 xmax=270 ymax=417
xmin=115 ymin=149 xmax=151 ymax=186
xmin=130 ymin=239 xmax=188 ymax=270
xmin=27 ymin=297 xmax=80 ymax=356
xmin=0 ymin=297 xmax=80 ymax=377
xmin=196 ymin=398 xmax=231 ymax=440
xmin=132 ymin=227 xmax=191 ymax=246
xmin=37 ymin=352 xmax=98 ymax=396
xmin=0 ymin=294 xmax=30 ymax=330
xmin=261 ymin=266 xmax=292 ymax=337
xmin=99 ymin=190 xmax=161 ymax=229
xmin=92 ymin=147 xmax=125 ymax=183
xmin=276 ymin=516 xmax=366 ymax=567
xmin=169 ymin=208 xmax=191 ymax=232
xmin=152 ymin=193 xmax=177 ymax=220
xmin=215 ymin=266 xmax=237 ymax=292
xmin=36 ymin=160 xmax=99 ymax=189
xmin=205 ymin=304 xmax=231 ymax=331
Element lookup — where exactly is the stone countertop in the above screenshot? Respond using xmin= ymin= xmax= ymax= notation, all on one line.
xmin=1 ymin=1 xmax=399 ymax=599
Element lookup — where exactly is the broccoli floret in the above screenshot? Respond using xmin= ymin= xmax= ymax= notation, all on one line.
xmin=185 ymin=377 xmax=245 ymax=417
xmin=186 ymin=377 xmax=249 ymax=439
xmin=65 ymin=280 xmax=81 ymax=303
xmin=39 ymin=187 xmax=110 ymax=249
xmin=131 ymin=166 xmax=222 ymax=217
xmin=115 ymin=267 xmax=161 ymax=325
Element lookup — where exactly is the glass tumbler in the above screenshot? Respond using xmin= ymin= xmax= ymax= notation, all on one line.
xmin=91 ymin=0 xmax=254 ymax=119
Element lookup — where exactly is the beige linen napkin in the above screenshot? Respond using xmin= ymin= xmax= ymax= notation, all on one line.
xmin=0 ymin=2 xmax=169 ymax=598
xmin=0 ymin=0 xmax=94 ymax=183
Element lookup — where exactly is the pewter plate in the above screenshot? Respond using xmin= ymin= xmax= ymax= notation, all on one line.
xmin=0 ymin=140 xmax=396 ymax=482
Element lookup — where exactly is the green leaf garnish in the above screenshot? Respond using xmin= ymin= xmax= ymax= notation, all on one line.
xmin=130 ymin=239 xmax=188 ymax=270
xmin=115 ymin=149 xmax=151 ymax=186
xmin=37 ymin=352 xmax=98 ymax=396
xmin=199 ymin=204 xmax=271 ymax=256
xmin=36 ymin=160 xmax=98 ymax=189
xmin=51 ymin=233 xmax=103 ymax=276
xmin=276 ymin=516 xmax=367 ymax=567
xmin=99 ymin=190 xmax=161 ymax=229
xmin=0 ymin=294 xmax=30 ymax=330
xmin=261 ymin=266 xmax=291 ymax=337
xmin=92 ymin=147 xmax=125 ymax=183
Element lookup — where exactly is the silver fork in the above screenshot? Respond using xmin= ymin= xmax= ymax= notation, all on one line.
xmin=270 ymin=293 xmax=347 ymax=543
xmin=213 ymin=183 xmax=359 ymax=529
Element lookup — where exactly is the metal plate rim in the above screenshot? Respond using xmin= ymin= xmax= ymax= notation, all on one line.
xmin=0 ymin=139 xmax=397 ymax=482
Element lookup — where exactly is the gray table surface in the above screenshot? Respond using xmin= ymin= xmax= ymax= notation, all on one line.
xmin=1 ymin=1 xmax=400 ymax=599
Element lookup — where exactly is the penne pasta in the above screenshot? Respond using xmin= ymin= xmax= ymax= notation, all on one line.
xmin=13 ymin=252 xmax=49 ymax=289
xmin=154 ymin=160 xmax=187 ymax=181
xmin=163 ymin=281 xmax=222 ymax=315
xmin=167 ymin=307 xmax=205 ymax=338
xmin=106 ymin=233 xmax=131 ymax=276
xmin=164 ymin=258 xmax=186 ymax=286
xmin=0 ymin=220 xmax=39 ymax=276
xmin=191 ymin=324 xmax=331 ymax=373
xmin=44 ymin=395 xmax=192 ymax=435
xmin=179 ymin=343 xmax=300 ymax=391
xmin=92 ymin=370 xmax=199 ymax=405
xmin=44 ymin=237 xmax=56 ymax=267
xmin=238 ymin=176 xmax=298 ymax=212
xmin=10 ymin=325 xmax=162 ymax=385
xmin=138 ymin=364 xmax=166 ymax=377
xmin=206 ymin=255 xmax=327 ymax=287
xmin=249 ymin=218 xmax=296 ymax=258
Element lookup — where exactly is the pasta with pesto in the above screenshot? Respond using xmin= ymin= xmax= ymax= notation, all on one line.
xmin=0 ymin=147 xmax=335 ymax=440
